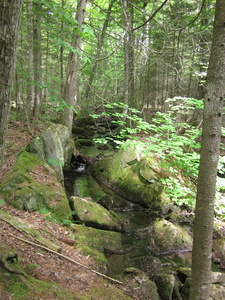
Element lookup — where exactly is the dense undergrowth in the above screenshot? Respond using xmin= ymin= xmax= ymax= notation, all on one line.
xmin=91 ymin=97 xmax=225 ymax=218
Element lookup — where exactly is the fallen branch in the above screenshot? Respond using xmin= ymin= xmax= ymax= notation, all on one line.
xmin=8 ymin=233 xmax=123 ymax=285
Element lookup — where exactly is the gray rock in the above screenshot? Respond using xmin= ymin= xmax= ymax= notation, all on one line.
xmin=27 ymin=123 xmax=74 ymax=182
xmin=69 ymin=196 xmax=122 ymax=231
xmin=122 ymin=268 xmax=160 ymax=300
xmin=149 ymin=219 xmax=193 ymax=255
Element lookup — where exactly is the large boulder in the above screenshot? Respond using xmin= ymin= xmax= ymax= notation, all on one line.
xmin=27 ymin=123 xmax=74 ymax=182
xmin=71 ymin=224 xmax=123 ymax=273
xmin=154 ymin=274 xmax=181 ymax=300
xmin=148 ymin=219 xmax=193 ymax=256
xmin=0 ymin=151 xmax=71 ymax=220
xmin=69 ymin=196 xmax=123 ymax=231
xmin=121 ymin=268 xmax=160 ymax=300
xmin=88 ymin=140 xmax=170 ymax=213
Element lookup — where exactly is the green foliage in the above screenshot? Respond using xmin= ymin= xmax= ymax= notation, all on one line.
xmin=91 ymin=97 xmax=203 ymax=208
xmin=62 ymin=219 xmax=73 ymax=226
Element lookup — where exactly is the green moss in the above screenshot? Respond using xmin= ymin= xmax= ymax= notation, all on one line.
xmin=151 ymin=219 xmax=193 ymax=253
xmin=75 ymin=241 xmax=107 ymax=266
xmin=85 ymin=286 xmax=132 ymax=300
xmin=0 ymin=151 xmax=71 ymax=220
xmin=75 ymin=139 xmax=94 ymax=147
xmin=72 ymin=224 xmax=123 ymax=253
xmin=2 ymin=274 xmax=76 ymax=300
xmin=12 ymin=151 xmax=42 ymax=173
xmin=71 ymin=196 xmax=122 ymax=231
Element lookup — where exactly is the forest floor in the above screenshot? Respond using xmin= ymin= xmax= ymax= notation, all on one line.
xmin=0 ymin=121 xmax=128 ymax=300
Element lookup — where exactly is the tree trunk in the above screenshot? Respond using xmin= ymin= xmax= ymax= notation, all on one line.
xmin=60 ymin=0 xmax=87 ymax=132
xmin=32 ymin=2 xmax=42 ymax=122
xmin=0 ymin=0 xmax=23 ymax=173
xmin=26 ymin=0 xmax=35 ymax=116
xmin=189 ymin=0 xmax=225 ymax=299
xmin=121 ymin=0 xmax=135 ymax=110
xmin=60 ymin=0 xmax=65 ymax=98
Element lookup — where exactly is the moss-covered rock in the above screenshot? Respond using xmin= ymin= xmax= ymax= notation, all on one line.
xmin=0 ymin=151 xmax=71 ymax=220
xmin=84 ymin=286 xmax=132 ymax=300
xmin=69 ymin=196 xmax=123 ymax=231
xmin=27 ymin=123 xmax=74 ymax=181
xmin=71 ymin=224 xmax=123 ymax=271
xmin=212 ymin=238 xmax=225 ymax=269
xmin=121 ymin=268 xmax=160 ymax=300
xmin=88 ymin=140 xmax=170 ymax=213
xmin=154 ymin=274 xmax=181 ymax=300
xmin=149 ymin=219 xmax=193 ymax=255
xmin=71 ymin=224 xmax=123 ymax=254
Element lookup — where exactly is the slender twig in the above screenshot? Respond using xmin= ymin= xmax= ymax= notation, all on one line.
xmin=132 ymin=0 xmax=170 ymax=32
xmin=7 ymin=233 xmax=123 ymax=285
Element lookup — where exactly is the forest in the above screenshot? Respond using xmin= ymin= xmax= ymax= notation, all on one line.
xmin=0 ymin=0 xmax=225 ymax=299
xmin=12 ymin=0 xmax=215 ymax=117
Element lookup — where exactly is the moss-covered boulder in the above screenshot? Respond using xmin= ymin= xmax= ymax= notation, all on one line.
xmin=27 ymin=123 xmax=74 ymax=182
xmin=121 ymin=268 xmax=160 ymax=300
xmin=154 ymin=274 xmax=181 ymax=300
xmin=71 ymin=224 xmax=123 ymax=270
xmin=0 ymin=151 xmax=71 ymax=220
xmin=212 ymin=238 xmax=225 ymax=269
xmin=88 ymin=140 xmax=170 ymax=213
xmin=69 ymin=196 xmax=123 ymax=231
xmin=149 ymin=219 xmax=193 ymax=255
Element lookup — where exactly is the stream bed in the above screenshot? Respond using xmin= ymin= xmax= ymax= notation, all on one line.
xmin=64 ymin=147 xmax=193 ymax=277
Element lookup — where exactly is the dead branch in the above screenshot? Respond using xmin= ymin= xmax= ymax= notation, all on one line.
xmin=8 ymin=233 xmax=123 ymax=285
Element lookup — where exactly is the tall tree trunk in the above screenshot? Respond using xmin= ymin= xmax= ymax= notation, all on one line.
xmin=189 ymin=0 xmax=225 ymax=299
xmin=60 ymin=0 xmax=65 ymax=97
xmin=26 ymin=0 xmax=35 ymax=116
xmin=32 ymin=2 xmax=42 ymax=122
xmin=121 ymin=0 xmax=135 ymax=109
xmin=60 ymin=0 xmax=87 ymax=132
xmin=0 ymin=0 xmax=23 ymax=173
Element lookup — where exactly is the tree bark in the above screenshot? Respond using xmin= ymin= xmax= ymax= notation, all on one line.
xmin=60 ymin=0 xmax=87 ymax=132
xmin=189 ymin=0 xmax=225 ymax=299
xmin=0 ymin=0 xmax=23 ymax=173
xmin=121 ymin=0 xmax=135 ymax=109
xmin=32 ymin=1 xmax=42 ymax=122
xmin=26 ymin=0 xmax=35 ymax=116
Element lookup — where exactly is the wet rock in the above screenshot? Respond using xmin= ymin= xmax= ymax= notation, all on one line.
xmin=88 ymin=140 xmax=171 ymax=214
xmin=154 ymin=274 xmax=181 ymax=300
xmin=69 ymin=196 xmax=123 ymax=231
xmin=71 ymin=224 xmax=123 ymax=272
xmin=148 ymin=219 xmax=193 ymax=255
xmin=121 ymin=268 xmax=160 ymax=300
